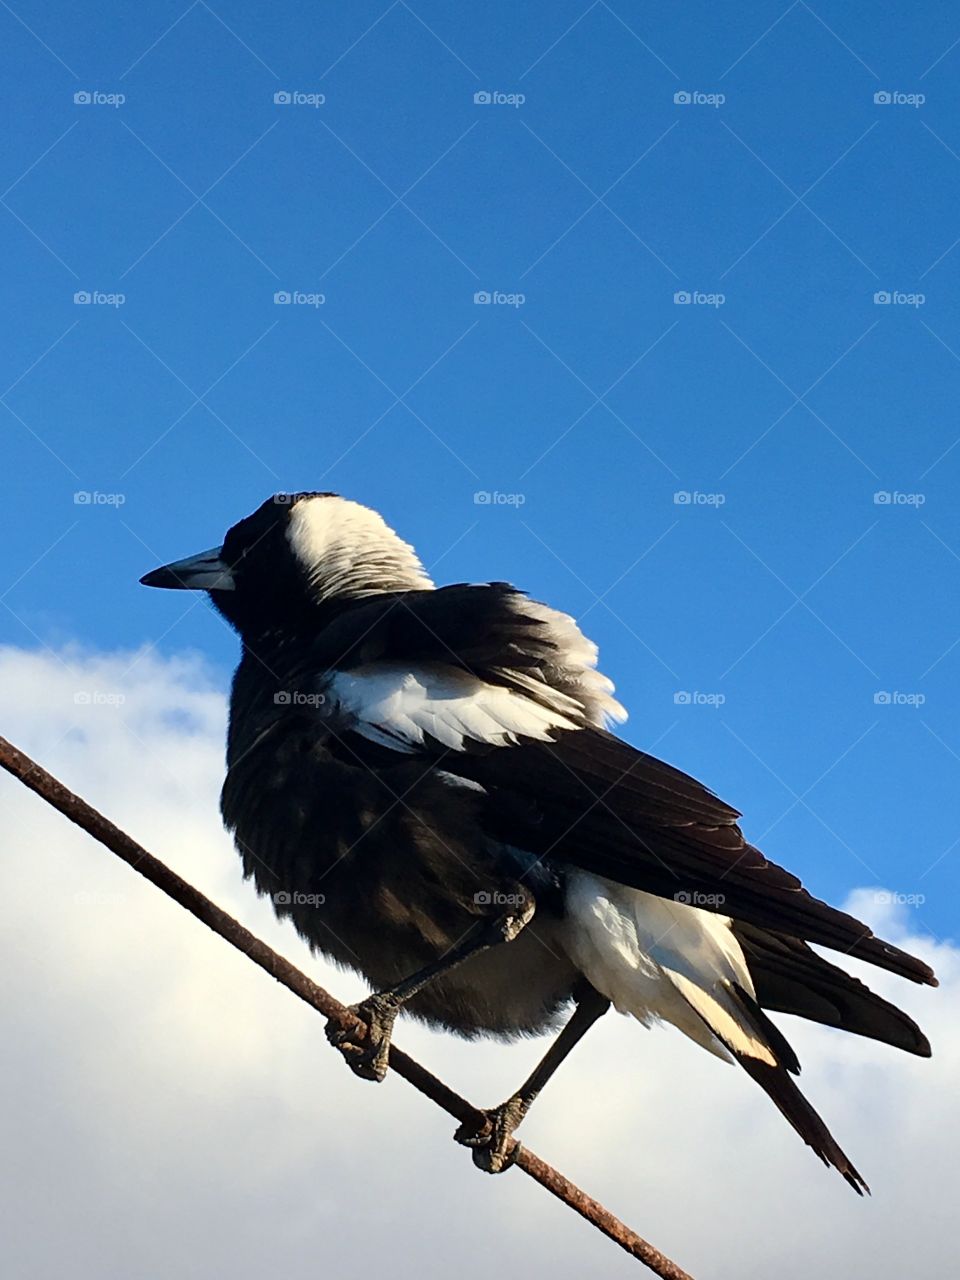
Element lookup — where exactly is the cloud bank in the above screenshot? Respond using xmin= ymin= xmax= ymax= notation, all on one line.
xmin=0 ymin=646 xmax=953 ymax=1279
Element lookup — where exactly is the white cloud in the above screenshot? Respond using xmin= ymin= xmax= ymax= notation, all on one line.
xmin=0 ymin=646 xmax=954 ymax=1279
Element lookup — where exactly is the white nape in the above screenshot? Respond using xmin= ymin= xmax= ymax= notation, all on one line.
xmin=286 ymin=495 xmax=434 ymax=600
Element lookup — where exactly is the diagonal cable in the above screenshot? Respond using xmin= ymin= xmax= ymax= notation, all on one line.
xmin=0 ymin=732 xmax=696 ymax=1280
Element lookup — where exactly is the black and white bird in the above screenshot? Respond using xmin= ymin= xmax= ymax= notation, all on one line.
xmin=141 ymin=491 xmax=936 ymax=1189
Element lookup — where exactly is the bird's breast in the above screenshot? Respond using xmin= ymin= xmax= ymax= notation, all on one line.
xmin=220 ymin=717 xmax=578 ymax=1038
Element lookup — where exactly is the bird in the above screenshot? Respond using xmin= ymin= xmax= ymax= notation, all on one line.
xmin=140 ymin=490 xmax=936 ymax=1190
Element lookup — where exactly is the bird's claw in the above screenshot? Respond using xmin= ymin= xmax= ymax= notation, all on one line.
xmin=454 ymin=1096 xmax=527 ymax=1173
xmin=325 ymin=995 xmax=398 ymax=1083
xmin=497 ymin=898 xmax=536 ymax=944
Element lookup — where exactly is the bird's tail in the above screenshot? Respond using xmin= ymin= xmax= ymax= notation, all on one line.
xmin=725 ymin=981 xmax=869 ymax=1194
xmin=733 ymin=921 xmax=931 ymax=1056
xmin=734 ymin=1052 xmax=868 ymax=1193
xmin=564 ymin=875 xmax=873 ymax=1190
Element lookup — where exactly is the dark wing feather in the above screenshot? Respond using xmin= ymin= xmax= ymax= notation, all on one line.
xmin=457 ymin=727 xmax=938 ymax=988
xmin=311 ymin=583 xmax=542 ymax=671
xmin=733 ymin=923 xmax=931 ymax=1056
xmin=293 ymin=587 xmax=936 ymax=990
xmin=302 ymin=583 xmax=620 ymax=726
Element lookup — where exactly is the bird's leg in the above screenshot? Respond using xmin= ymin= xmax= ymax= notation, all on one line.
xmin=454 ymin=982 xmax=610 ymax=1173
xmin=326 ymin=899 xmax=535 ymax=1083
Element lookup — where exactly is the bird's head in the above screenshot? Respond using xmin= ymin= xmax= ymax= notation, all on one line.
xmin=140 ymin=492 xmax=432 ymax=638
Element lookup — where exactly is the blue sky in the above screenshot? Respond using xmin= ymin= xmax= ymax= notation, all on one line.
xmin=3 ymin=0 xmax=959 ymax=943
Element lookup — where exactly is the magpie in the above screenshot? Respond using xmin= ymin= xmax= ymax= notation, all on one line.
xmin=141 ymin=491 xmax=936 ymax=1189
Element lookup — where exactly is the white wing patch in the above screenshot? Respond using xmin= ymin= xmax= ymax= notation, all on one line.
xmin=328 ymin=663 xmax=581 ymax=752
xmin=514 ymin=597 xmax=627 ymax=729
xmin=563 ymin=871 xmax=776 ymax=1065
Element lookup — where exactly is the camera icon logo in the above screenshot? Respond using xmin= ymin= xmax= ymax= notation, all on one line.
xmin=274 ymin=290 xmax=291 ymax=304
xmin=74 ymin=90 xmax=91 ymax=104
xmin=673 ymin=690 xmax=692 ymax=704
xmin=673 ymin=890 xmax=692 ymax=904
xmin=74 ymin=291 xmax=91 ymax=304
xmin=673 ymin=290 xmax=691 ymax=304
xmin=874 ymin=91 xmax=892 ymax=105
xmin=473 ymin=91 xmax=492 ymax=105
xmin=274 ymin=91 xmax=292 ymax=105
xmin=873 ymin=291 xmax=891 ymax=304
xmin=74 ymin=690 xmax=91 ymax=704
xmin=674 ymin=91 xmax=691 ymax=105
xmin=273 ymin=891 xmax=292 ymax=905
xmin=274 ymin=690 xmax=292 ymax=705
xmin=474 ymin=890 xmax=492 ymax=904
xmin=473 ymin=290 xmax=491 ymax=304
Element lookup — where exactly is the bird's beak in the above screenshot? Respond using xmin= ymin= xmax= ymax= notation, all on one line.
xmin=139 ymin=546 xmax=235 ymax=591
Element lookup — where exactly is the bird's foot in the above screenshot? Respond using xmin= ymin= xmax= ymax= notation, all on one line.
xmin=496 ymin=896 xmax=536 ymax=944
xmin=325 ymin=994 xmax=399 ymax=1083
xmin=454 ymin=1095 xmax=528 ymax=1173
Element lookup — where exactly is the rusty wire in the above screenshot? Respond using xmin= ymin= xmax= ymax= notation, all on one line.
xmin=0 ymin=732 xmax=695 ymax=1280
